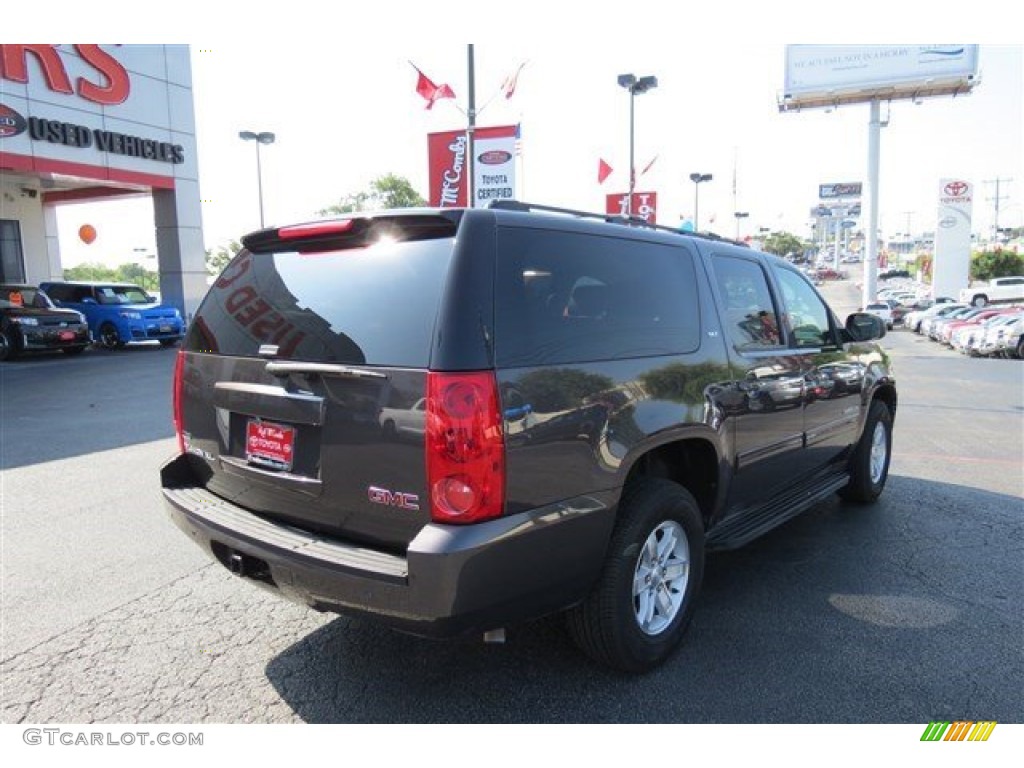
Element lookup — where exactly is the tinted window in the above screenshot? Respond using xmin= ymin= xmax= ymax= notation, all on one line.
xmin=775 ymin=266 xmax=836 ymax=348
xmin=186 ymin=238 xmax=454 ymax=366
xmin=711 ymin=254 xmax=782 ymax=350
xmin=42 ymin=283 xmax=71 ymax=301
xmin=494 ymin=228 xmax=701 ymax=366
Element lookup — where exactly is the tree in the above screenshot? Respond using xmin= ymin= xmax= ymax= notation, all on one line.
xmin=205 ymin=240 xmax=241 ymax=276
xmin=319 ymin=173 xmax=426 ymax=216
xmin=762 ymin=231 xmax=804 ymax=258
xmin=970 ymin=249 xmax=1024 ymax=282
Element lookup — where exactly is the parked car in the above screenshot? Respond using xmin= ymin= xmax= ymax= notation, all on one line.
xmin=161 ymin=201 xmax=895 ymax=672
xmin=864 ymin=302 xmax=894 ymax=329
xmin=909 ymin=303 xmax=967 ymax=334
xmin=40 ymin=281 xmax=185 ymax=349
xmin=0 ymin=283 xmax=90 ymax=361
xmin=958 ymin=276 xmax=1024 ymax=308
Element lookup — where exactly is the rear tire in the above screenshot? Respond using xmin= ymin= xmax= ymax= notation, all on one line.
xmin=98 ymin=322 xmax=124 ymax=349
xmin=972 ymin=294 xmax=988 ymax=308
xmin=567 ymin=478 xmax=705 ymax=673
xmin=839 ymin=400 xmax=893 ymax=503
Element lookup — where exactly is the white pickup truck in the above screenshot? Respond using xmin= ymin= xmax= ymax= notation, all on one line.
xmin=959 ymin=276 xmax=1024 ymax=307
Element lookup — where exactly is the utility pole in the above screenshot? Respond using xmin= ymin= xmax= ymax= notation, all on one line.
xmin=984 ymin=177 xmax=1012 ymax=241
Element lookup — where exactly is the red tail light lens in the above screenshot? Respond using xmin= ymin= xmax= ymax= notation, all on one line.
xmin=172 ymin=349 xmax=185 ymax=454
xmin=426 ymin=371 xmax=505 ymax=524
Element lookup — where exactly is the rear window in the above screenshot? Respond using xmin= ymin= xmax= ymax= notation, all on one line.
xmin=494 ymin=227 xmax=701 ymax=366
xmin=186 ymin=238 xmax=455 ymax=366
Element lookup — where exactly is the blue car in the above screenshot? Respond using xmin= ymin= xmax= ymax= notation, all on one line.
xmin=40 ymin=281 xmax=185 ymax=349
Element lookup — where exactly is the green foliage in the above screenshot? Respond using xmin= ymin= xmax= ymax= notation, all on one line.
xmin=63 ymin=262 xmax=158 ymax=290
xmin=319 ymin=173 xmax=427 ymax=216
xmin=970 ymin=249 xmax=1024 ymax=282
xmin=762 ymin=231 xmax=804 ymax=258
xmin=205 ymin=240 xmax=242 ymax=276
xmin=640 ymin=362 xmax=735 ymax=403
xmin=516 ymin=369 xmax=616 ymax=412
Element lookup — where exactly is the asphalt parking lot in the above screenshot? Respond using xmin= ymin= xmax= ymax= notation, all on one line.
xmin=1 ymin=290 xmax=1022 ymax=724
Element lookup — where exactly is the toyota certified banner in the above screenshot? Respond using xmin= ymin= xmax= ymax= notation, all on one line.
xmin=427 ymin=125 xmax=517 ymax=208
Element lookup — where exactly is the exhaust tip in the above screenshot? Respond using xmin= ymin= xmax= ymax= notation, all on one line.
xmin=483 ymin=628 xmax=506 ymax=644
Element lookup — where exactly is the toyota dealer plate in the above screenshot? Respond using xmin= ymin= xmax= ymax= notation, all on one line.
xmin=246 ymin=420 xmax=294 ymax=471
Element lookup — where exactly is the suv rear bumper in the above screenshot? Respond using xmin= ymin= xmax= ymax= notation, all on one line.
xmin=160 ymin=454 xmax=616 ymax=637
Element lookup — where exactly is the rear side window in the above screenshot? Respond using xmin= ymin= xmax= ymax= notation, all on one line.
xmin=494 ymin=227 xmax=700 ymax=366
xmin=711 ymin=254 xmax=783 ymax=350
xmin=186 ymin=238 xmax=455 ymax=366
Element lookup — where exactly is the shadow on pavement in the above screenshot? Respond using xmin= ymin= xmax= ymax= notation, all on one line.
xmin=264 ymin=475 xmax=1023 ymax=724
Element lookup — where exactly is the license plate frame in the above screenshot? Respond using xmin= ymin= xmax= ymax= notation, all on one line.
xmin=245 ymin=419 xmax=295 ymax=472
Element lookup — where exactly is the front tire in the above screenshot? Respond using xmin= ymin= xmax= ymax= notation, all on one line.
xmin=567 ymin=478 xmax=705 ymax=673
xmin=0 ymin=329 xmax=18 ymax=361
xmin=839 ymin=400 xmax=893 ymax=503
xmin=972 ymin=294 xmax=988 ymax=308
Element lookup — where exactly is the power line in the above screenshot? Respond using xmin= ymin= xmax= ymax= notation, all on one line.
xmin=983 ymin=177 xmax=1013 ymax=238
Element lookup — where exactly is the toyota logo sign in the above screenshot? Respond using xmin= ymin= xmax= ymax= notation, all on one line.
xmin=944 ymin=180 xmax=969 ymax=197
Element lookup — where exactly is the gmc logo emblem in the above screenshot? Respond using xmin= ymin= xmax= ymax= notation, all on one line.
xmin=367 ymin=486 xmax=420 ymax=511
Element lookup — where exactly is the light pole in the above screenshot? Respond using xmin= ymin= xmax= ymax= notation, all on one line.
xmin=239 ymin=130 xmax=275 ymax=228
xmin=734 ymin=211 xmax=749 ymax=240
xmin=617 ymin=73 xmax=658 ymax=217
xmin=689 ymin=173 xmax=712 ymax=231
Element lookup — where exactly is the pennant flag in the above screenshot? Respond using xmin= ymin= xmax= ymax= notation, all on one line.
xmin=598 ymin=158 xmax=613 ymax=185
xmin=502 ymin=61 xmax=528 ymax=99
xmin=411 ymin=62 xmax=456 ymax=110
xmin=514 ymin=123 xmax=522 ymax=156
xmin=639 ymin=155 xmax=659 ymax=176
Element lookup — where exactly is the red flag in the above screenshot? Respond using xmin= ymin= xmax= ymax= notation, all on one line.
xmin=411 ymin=63 xmax=456 ymax=110
xmin=640 ymin=155 xmax=658 ymax=176
xmin=502 ymin=62 xmax=527 ymax=99
xmin=598 ymin=159 xmax=613 ymax=185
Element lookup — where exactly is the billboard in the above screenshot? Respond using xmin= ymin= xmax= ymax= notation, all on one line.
xmin=427 ymin=125 xmax=517 ymax=208
xmin=606 ymin=192 xmax=657 ymax=223
xmin=932 ymin=178 xmax=973 ymax=300
xmin=819 ymin=182 xmax=862 ymax=199
xmin=780 ymin=45 xmax=979 ymax=111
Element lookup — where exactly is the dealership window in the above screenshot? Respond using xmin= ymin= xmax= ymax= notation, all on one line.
xmin=0 ymin=220 xmax=26 ymax=283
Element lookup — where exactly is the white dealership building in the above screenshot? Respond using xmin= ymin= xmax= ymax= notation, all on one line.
xmin=0 ymin=44 xmax=206 ymax=315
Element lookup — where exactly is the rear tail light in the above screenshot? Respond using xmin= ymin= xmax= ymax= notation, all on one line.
xmin=426 ymin=371 xmax=505 ymax=524
xmin=172 ymin=349 xmax=185 ymax=454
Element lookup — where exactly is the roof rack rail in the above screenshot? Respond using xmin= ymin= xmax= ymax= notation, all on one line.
xmin=487 ymin=199 xmax=748 ymax=247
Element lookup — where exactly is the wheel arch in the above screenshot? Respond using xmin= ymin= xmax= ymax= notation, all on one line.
xmin=619 ymin=433 xmax=724 ymax=531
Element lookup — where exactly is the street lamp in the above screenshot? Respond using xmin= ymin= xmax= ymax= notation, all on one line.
xmin=617 ymin=73 xmax=658 ymax=217
xmin=689 ymin=172 xmax=712 ymax=231
xmin=734 ymin=211 xmax=749 ymax=240
xmin=239 ymin=130 xmax=275 ymax=228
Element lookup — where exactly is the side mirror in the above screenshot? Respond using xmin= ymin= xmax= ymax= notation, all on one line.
xmin=845 ymin=312 xmax=886 ymax=341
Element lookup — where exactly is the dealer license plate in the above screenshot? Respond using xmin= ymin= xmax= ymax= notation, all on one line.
xmin=245 ymin=420 xmax=295 ymax=471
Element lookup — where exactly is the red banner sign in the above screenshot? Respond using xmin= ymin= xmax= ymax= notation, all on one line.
xmin=428 ymin=125 xmax=517 ymax=208
xmin=606 ymin=192 xmax=657 ymax=223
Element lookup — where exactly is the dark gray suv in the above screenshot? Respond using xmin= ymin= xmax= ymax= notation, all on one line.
xmin=161 ymin=202 xmax=895 ymax=672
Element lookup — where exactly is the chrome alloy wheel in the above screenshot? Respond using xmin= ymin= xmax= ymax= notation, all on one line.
xmin=633 ymin=520 xmax=690 ymax=636
xmin=869 ymin=421 xmax=888 ymax=484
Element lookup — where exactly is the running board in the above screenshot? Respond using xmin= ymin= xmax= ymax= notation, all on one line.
xmin=705 ymin=469 xmax=850 ymax=551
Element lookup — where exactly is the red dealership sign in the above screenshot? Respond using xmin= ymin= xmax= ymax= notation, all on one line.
xmin=606 ymin=192 xmax=657 ymax=223
xmin=0 ymin=45 xmax=130 ymax=105
xmin=428 ymin=125 xmax=517 ymax=208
